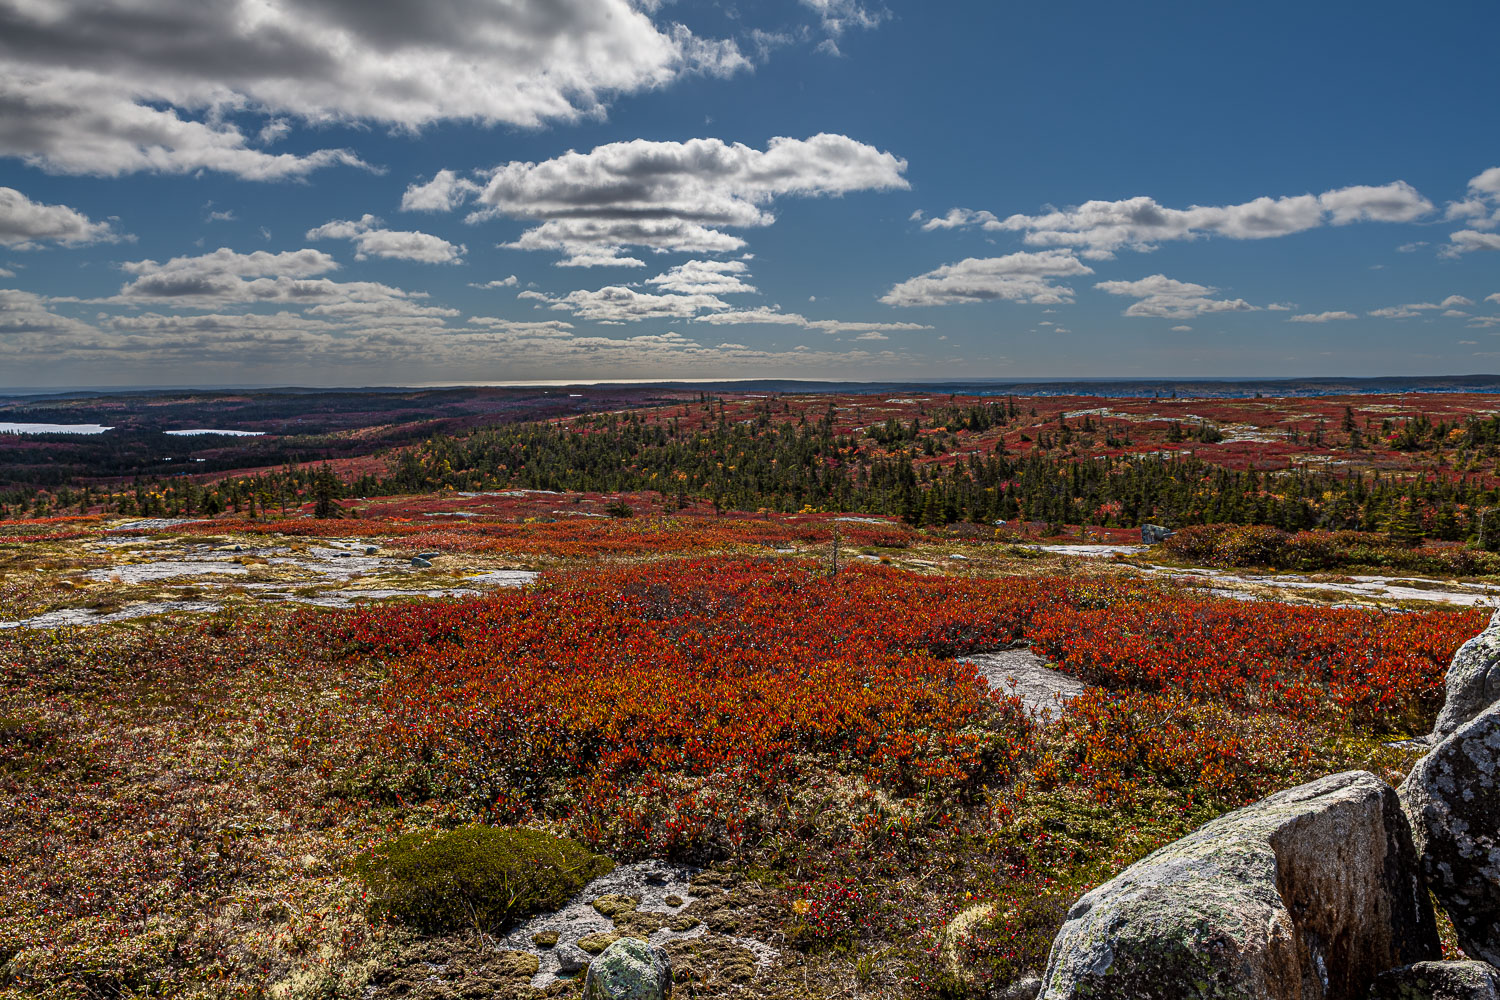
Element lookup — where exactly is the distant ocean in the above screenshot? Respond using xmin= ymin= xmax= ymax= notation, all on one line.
xmin=7 ymin=375 xmax=1500 ymax=400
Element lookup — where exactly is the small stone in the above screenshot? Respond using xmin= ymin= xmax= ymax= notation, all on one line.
xmin=663 ymin=895 xmax=684 ymax=908
xmin=1368 ymin=960 xmax=1500 ymax=999
xmin=578 ymin=932 xmax=622 ymax=955
xmin=583 ymin=938 xmax=671 ymax=1000
xmin=592 ymin=894 xmax=640 ymax=917
xmin=410 ymin=556 xmax=431 ymax=568
xmin=531 ymin=930 xmax=560 ymax=948
xmin=365 ymin=546 xmax=378 ymax=555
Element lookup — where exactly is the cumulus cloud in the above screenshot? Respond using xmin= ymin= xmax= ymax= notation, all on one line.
xmin=0 ymin=0 xmax=748 ymax=179
xmin=1444 ymin=230 xmax=1500 ymax=256
xmin=520 ymin=286 xmax=731 ymax=323
xmin=0 ymin=187 xmax=118 ymax=248
xmin=879 ymin=250 xmax=1092 ymax=307
xmin=694 ymin=306 xmax=929 ymax=336
xmin=447 ymin=134 xmax=907 ymax=265
xmin=306 ymin=214 xmax=465 ymax=263
xmin=1170 ymin=325 xmax=1192 ymax=332
xmin=919 ymin=207 xmax=999 ymax=231
xmin=921 ymin=181 xmax=1433 ymax=255
xmin=470 ymin=276 xmax=518 ymax=289
xmin=1367 ymin=297 xmax=1474 ymax=319
xmin=1289 ymin=311 xmax=1358 ymax=323
xmin=644 ymin=260 xmax=757 ymax=295
xmin=1441 ymin=168 xmax=1500 ymax=254
xmin=402 ymin=170 xmax=484 ymax=213
xmin=107 ymin=246 xmax=446 ymax=321
xmin=1094 ymin=275 xmax=1256 ymax=320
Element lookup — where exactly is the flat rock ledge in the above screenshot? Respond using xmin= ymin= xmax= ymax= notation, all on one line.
xmin=1368 ymin=960 xmax=1500 ymax=1000
xmin=1039 ymin=770 xmax=1440 ymax=1000
xmin=1429 ymin=607 xmax=1500 ymax=742
xmin=1400 ymin=702 xmax=1500 ymax=967
xmin=961 ymin=648 xmax=1087 ymax=719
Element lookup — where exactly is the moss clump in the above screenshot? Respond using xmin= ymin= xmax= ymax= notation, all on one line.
xmin=353 ymin=825 xmax=614 ymax=934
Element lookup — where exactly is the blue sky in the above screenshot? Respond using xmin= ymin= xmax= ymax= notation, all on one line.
xmin=1 ymin=0 xmax=1497 ymax=387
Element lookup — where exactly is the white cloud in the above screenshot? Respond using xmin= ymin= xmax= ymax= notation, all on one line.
xmin=1289 ymin=311 xmax=1358 ymax=323
xmin=694 ymin=306 xmax=929 ymax=335
xmin=470 ymin=276 xmax=518 ymax=290
xmin=921 ymin=181 xmax=1432 ymax=254
xmin=1442 ymin=168 xmax=1500 ymax=252
xmin=456 ymin=134 xmax=907 ymax=265
xmin=920 ymin=207 xmax=999 ymax=231
xmin=1488 ymin=293 xmax=1500 ymax=305
xmin=1368 ymin=297 xmax=1475 ymax=319
xmin=880 ymin=250 xmax=1093 ymax=307
xmin=1317 ymin=182 xmax=1433 ymax=225
xmin=1094 ymin=274 xmax=1256 ymax=320
xmin=1265 ymin=303 xmax=1294 ymax=311
xmin=1444 ymin=230 xmax=1500 ymax=256
xmin=107 ymin=246 xmax=443 ymax=320
xmin=0 ymin=187 xmax=118 ymax=248
xmin=520 ymin=285 xmax=731 ymax=323
xmin=0 ymin=268 xmax=13 ymax=278
xmin=402 ymin=170 xmax=484 ymax=213
xmin=0 ymin=0 xmax=748 ymax=180
xmin=1170 ymin=325 xmax=1192 ymax=331
xmin=799 ymin=0 xmax=888 ymax=54
xmin=306 ymin=214 xmax=465 ymax=263
xmin=644 ymin=260 xmax=757 ymax=295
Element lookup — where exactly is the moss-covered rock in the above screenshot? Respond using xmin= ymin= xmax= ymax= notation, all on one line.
xmin=592 ymin=894 xmax=640 ymax=918
xmin=352 ymin=825 xmax=614 ymax=935
xmin=1368 ymin=960 xmax=1500 ymax=1000
xmin=583 ymin=938 xmax=671 ymax=1000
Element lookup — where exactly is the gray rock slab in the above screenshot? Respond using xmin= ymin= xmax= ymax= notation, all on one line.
xmin=1368 ymin=960 xmax=1500 ymax=999
xmin=1040 ymin=770 xmax=1439 ymax=1000
xmin=1430 ymin=608 xmax=1500 ymax=742
xmin=961 ymin=648 xmax=1087 ymax=719
xmin=1401 ymin=703 xmax=1500 ymax=966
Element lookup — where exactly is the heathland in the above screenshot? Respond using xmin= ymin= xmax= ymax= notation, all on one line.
xmin=2 ymin=386 xmax=1497 ymax=1000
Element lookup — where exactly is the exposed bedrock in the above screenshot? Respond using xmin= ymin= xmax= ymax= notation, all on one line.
xmin=1367 ymin=960 xmax=1500 ymax=1000
xmin=1401 ymin=703 xmax=1500 ymax=967
xmin=1039 ymin=770 xmax=1439 ymax=1000
xmin=1430 ymin=608 xmax=1500 ymax=743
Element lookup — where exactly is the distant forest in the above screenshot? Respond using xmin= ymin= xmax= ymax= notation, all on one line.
xmin=14 ymin=394 xmax=1500 ymax=547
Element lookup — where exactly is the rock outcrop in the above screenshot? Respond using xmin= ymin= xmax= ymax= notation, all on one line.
xmin=1401 ymin=703 xmax=1500 ymax=967
xmin=1367 ymin=961 xmax=1500 ymax=999
xmin=583 ymin=937 xmax=672 ymax=1000
xmin=1039 ymin=770 xmax=1440 ymax=1000
xmin=1430 ymin=608 xmax=1500 ymax=742
xmin=1141 ymin=523 xmax=1175 ymax=545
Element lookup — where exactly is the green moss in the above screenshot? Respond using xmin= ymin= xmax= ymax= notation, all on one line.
xmin=352 ymin=825 xmax=613 ymax=934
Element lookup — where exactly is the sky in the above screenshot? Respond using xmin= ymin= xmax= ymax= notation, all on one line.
xmin=0 ymin=0 xmax=1497 ymax=389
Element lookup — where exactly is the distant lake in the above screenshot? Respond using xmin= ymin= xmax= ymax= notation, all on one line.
xmin=164 ymin=429 xmax=266 ymax=437
xmin=0 ymin=422 xmax=114 ymax=435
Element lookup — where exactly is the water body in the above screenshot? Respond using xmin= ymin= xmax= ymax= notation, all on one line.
xmin=0 ymin=422 xmax=113 ymax=434
xmin=164 ymin=429 xmax=265 ymax=436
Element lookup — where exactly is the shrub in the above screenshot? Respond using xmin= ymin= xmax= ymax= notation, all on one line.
xmin=353 ymin=825 xmax=614 ymax=934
